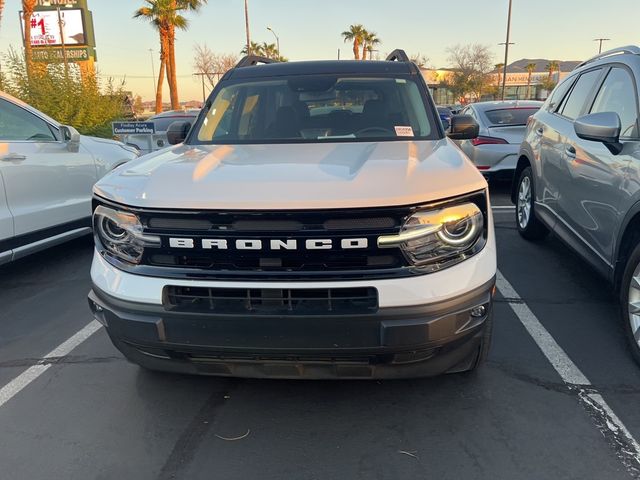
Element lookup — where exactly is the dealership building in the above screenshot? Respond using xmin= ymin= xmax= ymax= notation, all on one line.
xmin=423 ymin=58 xmax=581 ymax=105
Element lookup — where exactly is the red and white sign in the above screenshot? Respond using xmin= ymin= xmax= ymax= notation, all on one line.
xmin=28 ymin=9 xmax=85 ymax=47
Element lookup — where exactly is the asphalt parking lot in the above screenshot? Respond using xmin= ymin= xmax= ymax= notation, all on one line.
xmin=1 ymin=181 xmax=640 ymax=480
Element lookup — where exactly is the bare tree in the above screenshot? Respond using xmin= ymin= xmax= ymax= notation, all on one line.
xmin=446 ymin=44 xmax=494 ymax=101
xmin=193 ymin=44 xmax=238 ymax=88
xmin=410 ymin=53 xmax=430 ymax=68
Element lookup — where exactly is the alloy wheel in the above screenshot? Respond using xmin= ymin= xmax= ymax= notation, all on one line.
xmin=627 ymin=265 xmax=640 ymax=350
xmin=517 ymin=175 xmax=531 ymax=230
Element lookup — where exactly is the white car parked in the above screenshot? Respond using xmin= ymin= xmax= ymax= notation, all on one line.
xmin=0 ymin=92 xmax=139 ymax=264
xmin=88 ymin=51 xmax=496 ymax=379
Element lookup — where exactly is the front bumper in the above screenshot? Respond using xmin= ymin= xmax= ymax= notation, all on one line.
xmin=88 ymin=276 xmax=495 ymax=379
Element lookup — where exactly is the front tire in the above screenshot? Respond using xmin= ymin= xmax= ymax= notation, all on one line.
xmin=516 ymin=166 xmax=549 ymax=240
xmin=619 ymin=243 xmax=640 ymax=366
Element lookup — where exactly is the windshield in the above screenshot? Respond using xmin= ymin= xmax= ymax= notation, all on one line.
xmin=191 ymin=75 xmax=436 ymax=144
xmin=483 ymin=107 xmax=540 ymax=126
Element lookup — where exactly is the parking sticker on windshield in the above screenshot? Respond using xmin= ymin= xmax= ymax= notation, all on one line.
xmin=395 ymin=126 xmax=414 ymax=137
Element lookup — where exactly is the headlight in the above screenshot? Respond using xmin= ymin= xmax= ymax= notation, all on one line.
xmin=93 ymin=205 xmax=160 ymax=264
xmin=378 ymin=198 xmax=486 ymax=272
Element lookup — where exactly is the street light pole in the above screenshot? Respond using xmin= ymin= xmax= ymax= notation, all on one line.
xmin=594 ymin=38 xmax=610 ymax=54
xmin=500 ymin=0 xmax=513 ymax=101
xmin=267 ymin=26 xmax=280 ymax=57
xmin=244 ymin=0 xmax=251 ymax=55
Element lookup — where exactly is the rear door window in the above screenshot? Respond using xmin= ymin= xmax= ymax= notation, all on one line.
xmin=560 ymin=69 xmax=602 ymax=120
xmin=590 ymin=67 xmax=639 ymax=139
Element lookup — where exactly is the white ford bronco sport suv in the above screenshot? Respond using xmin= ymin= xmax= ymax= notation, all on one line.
xmin=88 ymin=51 xmax=496 ymax=378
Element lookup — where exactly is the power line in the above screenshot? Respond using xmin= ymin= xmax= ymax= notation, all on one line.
xmin=95 ymin=73 xmax=196 ymax=79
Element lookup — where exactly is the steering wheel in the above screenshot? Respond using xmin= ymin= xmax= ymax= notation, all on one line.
xmin=355 ymin=127 xmax=395 ymax=137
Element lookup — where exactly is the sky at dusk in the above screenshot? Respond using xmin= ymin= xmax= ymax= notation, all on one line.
xmin=0 ymin=0 xmax=638 ymax=102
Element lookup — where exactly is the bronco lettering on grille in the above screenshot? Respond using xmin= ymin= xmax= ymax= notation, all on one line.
xmin=168 ymin=238 xmax=369 ymax=250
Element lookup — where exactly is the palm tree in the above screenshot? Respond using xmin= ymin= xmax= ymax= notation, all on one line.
xmin=241 ymin=41 xmax=265 ymax=56
xmin=166 ymin=0 xmax=207 ymax=110
xmin=546 ymin=60 xmax=560 ymax=80
xmin=135 ymin=0 xmax=175 ymax=113
xmin=22 ymin=0 xmax=37 ymax=75
xmin=261 ymin=42 xmax=279 ymax=59
xmin=525 ymin=62 xmax=536 ymax=99
xmin=362 ymin=30 xmax=380 ymax=60
xmin=341 ymin=24 xmax=365 ymax=60
xmin=495 ymin=63 xmax=504 ymax=88
xmin=135 ymin=0 xmax=205 ymax=112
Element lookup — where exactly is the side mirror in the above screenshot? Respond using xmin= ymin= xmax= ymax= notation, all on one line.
xmin=447 ymin=114 xmax=479 ymax=140
xmin=61 ymin=125 xmax=80 ymax=151
xmin=574 ymin=112 xmax=621 ymax=145
xmin=167 ymin=121 xmax=192 ymax=145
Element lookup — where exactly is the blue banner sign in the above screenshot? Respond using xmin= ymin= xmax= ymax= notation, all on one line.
xmin=112 ymin=122 xmax=156 ymax=135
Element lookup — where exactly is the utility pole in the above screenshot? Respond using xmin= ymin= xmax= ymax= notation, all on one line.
xmin=500 ymin=0 xmax=514 ymax=101
xmin=594 ymin=38 xmax=610 ymax=54
xmin=193 ymin=73 xmax=207 ymax=103
xmin=193 ymin=72 xmax=222 ymax=103
xmin=267 ymin=26 xmax=280 ymax=57
xmin=149 ymin=48 xmax=156 ymax=94
xmin=244 ymin=0 xmax=251 ymax=55
xmin=337 ymin=48 xmax=340 ymax=60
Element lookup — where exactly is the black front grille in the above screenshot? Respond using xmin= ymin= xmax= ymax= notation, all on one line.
xmin=95 ymin=191 xmax=488 ymax=280
xmin=164 ymin=286 xmax=379 ymax=315
xmin=135 ymin=207 xmax=414 ymax=279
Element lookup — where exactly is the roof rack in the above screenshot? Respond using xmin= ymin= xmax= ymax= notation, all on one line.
xmin=577 ymin=45 xmax=640 ymax=68
xmin=235 ymin=55 xmax=279 ymax=68
xmin=385 ymin=49 xmax=410 ymax=63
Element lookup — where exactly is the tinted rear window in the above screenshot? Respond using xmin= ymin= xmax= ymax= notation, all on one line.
xmin=483 ymin=108 xmax=540 ymax=126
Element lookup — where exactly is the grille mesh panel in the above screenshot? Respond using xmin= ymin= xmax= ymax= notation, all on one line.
xmin=164 ymin=286 xmax=379 ymax=315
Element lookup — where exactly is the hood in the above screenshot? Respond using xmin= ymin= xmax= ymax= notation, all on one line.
xmin=94 ymin=140 xmax=487 ymax=210
xmin=81 ymin=135 xmax=128 ymax=148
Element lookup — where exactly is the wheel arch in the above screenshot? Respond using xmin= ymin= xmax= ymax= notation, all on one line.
xmin=614 ymin=203 xmax=640 ymax=291
xmin=511 ymin=155 xmax=532 ymax=203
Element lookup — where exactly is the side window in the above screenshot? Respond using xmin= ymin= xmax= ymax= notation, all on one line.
xmin=0 ymin=99 xmax=57 ymax=142
xmin=590 ymin=67 xmax=639 ymax=139
xmin=547 ymin=76 xmax=575 ymax=112
xmin=560 ymin=69 xmax=602 ymax=120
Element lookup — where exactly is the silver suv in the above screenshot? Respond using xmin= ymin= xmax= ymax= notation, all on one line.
xmin=513 ymin=46 xmax=640 ymax=365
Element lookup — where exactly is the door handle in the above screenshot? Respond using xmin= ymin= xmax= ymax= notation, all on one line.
xmin=1 ymin=153 xmax=27 ymax=162
xmin=565 ymin=145 xmax=576 ymax=158
xmin=535 ymin=127 xmax=544 ymax=136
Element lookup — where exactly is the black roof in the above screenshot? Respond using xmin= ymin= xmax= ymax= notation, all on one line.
xmin=227 ymin=60 xmax=415 ymax=79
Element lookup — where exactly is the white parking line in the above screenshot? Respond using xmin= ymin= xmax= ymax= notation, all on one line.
xmin=497 ymin=270 xmax=640 ymax=476
xmin=0 ymin=320 xmax=102 ymax=409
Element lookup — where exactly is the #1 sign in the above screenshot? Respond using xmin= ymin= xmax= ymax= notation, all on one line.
xmin=112 ymin=122 xmax=156 ymax=135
